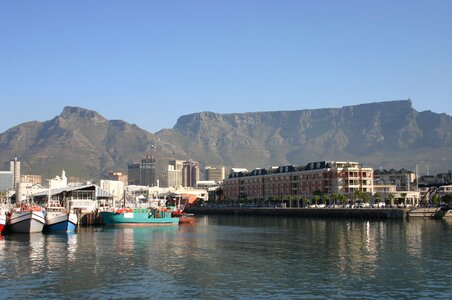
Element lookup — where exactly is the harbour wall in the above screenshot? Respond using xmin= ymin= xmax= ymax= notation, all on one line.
xmin=79 ymin=211 xmax=103 ymax=226
xmin=185 ymin=207 xmax=407 ymax=220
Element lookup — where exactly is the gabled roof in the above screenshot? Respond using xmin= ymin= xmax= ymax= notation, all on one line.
xmin=32 ymin=184 xmax=113 ymax=198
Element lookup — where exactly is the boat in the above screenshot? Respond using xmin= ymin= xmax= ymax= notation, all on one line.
xmin=170 ymin=194 xmax=195 ymax=224
xmin=44 ymin=206 xmax=78 ymax=232
xmin=0 ymin=208 xmax=6 ymax=234
xmin=44 ymin=197 xmax=78 ymax=233
xmin=7 ymin=204 xmax=45 ymax=233
xmin=177 ymin=213 xmax=195 ymax=224
xmin=100 ymin=207 xmax=179 ymax=226
xmin=171 ymin=208 xmax=195 ymax=224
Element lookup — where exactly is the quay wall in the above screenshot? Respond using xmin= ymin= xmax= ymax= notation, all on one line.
xmin=79 ymin=211 xmax=103 ymax=226
xmin=185 ymin=207 xmax=407 ymax=220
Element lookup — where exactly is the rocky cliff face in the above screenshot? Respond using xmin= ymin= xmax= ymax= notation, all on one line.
xmin=0 ymin=100 xmax=451 ymax=179
xmin=157 ymin=99 xmax=452 ymax=172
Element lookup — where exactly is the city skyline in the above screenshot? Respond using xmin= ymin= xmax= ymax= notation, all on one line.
xmin=1 ymin=1 xmax=451 ymax=133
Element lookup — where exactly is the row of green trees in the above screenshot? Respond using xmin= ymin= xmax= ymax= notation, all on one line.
xmin=231 ymin=190 xmax=388 ymax=207
xmin=220 ymin=188 xmax=452 ymax=207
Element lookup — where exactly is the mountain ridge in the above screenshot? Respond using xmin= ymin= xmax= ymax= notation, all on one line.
xmin=0 ymin=100 xmax=451 ymax=180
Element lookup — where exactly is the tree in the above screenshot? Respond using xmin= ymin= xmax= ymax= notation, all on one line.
xmin=270 ymin=195 xmax=277 ymax=207
xmin=431 ymin=194 xmax=440 ymax=206
xmin=442 ymin=193 xmax=452 ymax=205
xmin=313 ymin=190 xmax=322 ymax=197
xmin=388 ymin=194 xmax=395 ymax=207
xmin=400 ymin=193 xmax=407 ymax=206
xmin=374 ymin=192 xmax=382 ymax=203
xmin=322 ymin=194 xmax=330 ymax=205
xmin=353 ymin=190 xmax=362 ymax=203
xmin=337 ymin=194 xmax=348 ymax=205
xmin=331 ymin=193 xmax=340 ymax=205
xmin=312 ymin=190 xmax=322 ymax=205
xmin=362 ymin=192 xmax=371 ymax=204
xmin=287 ymin=195 xmax=293 ymax=208
xmin=313 ymin=195 xmax=320 ymax=206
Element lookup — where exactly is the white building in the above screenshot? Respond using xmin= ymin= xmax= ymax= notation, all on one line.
xmin=49 ymin=170 xmax=68 ymax=189
xmin=100 ymin=179 xmax=124 ymax=202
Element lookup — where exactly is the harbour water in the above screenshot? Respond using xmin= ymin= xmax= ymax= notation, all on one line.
xmin=0 ymin=216 xmax=451 ymax=299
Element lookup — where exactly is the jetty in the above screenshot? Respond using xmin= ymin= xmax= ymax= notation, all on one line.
xmin=185 ymin=207 xmax=407 ymax=219
xmin=74 ymin=206 xmax=452 ymax=226
xmin=408 ymin=207 xmax=452 ymax=219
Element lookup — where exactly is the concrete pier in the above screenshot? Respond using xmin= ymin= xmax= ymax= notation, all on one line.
xmin=408 ymin=207 xmax=452 ymax=219
xmin=185 ymin=207 xmax=407 ymax=219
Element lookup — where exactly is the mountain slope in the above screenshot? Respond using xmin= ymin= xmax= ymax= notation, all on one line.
xmin=156 ymin=99 xmax=452 ymax=172
xmin=0 ymin=107 xmax=187 ymax=178
xmin=0 ymin=100 xmax=451 ymax=180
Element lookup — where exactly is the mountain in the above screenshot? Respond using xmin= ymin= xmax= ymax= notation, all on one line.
xmin=157 ymin=100 xmax=452 ymax=173
xmin=0 ymin=100 xmax=451 ymax=180
xmin=0 ymin=107 xmax=187 ymax=178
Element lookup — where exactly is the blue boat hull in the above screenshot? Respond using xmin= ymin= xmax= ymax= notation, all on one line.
xmin=44 ymin=220 xmax=77 ymax=232
xmin=44 ymin=213 xmax=78 ymax=232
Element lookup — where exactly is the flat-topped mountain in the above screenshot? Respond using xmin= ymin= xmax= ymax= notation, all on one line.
xmin=157 ymin=100 xmax=452 ymax=173
xmin=0 ymin=100 xmax=450 ymax=179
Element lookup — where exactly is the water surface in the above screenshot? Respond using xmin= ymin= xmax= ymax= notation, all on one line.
xmin=0 ymin=216 xmax=451 ymax=299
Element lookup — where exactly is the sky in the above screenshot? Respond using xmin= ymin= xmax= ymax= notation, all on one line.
xmin=0 ymin=0 xmax=451 ymax=133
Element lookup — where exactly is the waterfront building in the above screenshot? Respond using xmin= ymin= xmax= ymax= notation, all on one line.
xmin=0 ymin=171 xmax=13 ymax=191
xmin=100 ymin=179 xmax=125 ymax=202
xmin=205 ymin=166 xmax=225 ymax=183
xmin=419 ymin=172 xmax=452 ymax=186
xmin=182 ymin=160 xmax=200 ymax=188
xmin=21 ymin=174 xmax=42 ymax=186
xmin=373 ymin=184 xmax=420 ymax=206
xmin=128 ymin=163 xmax=141 ymax=185
xmin=32 ymin=184 xmax=114 ymax=213
xmin=141 ymin=155 xmax=157 ymax=187
xmin=0 ymin=158 xmax=36 ymax=197
xmin=196 ymin=180 xmax=218 ymax=189
xmin=10 ymin=157 xmax=20 ymax=191
xmin=106 ymin=172 xmax=128 ymax=186
xmin=223 ymin=161 xmax=374 ymax=201
xmin=126 ymin=185 xmax=209 ymax=203
xmin=374 ymin=168 xmax=416 ymax=191
xmin=439 ymin=185 xmax=452 ymax=194
xmin=49 ymin=170 xmax=68 ymax=189
xmin=15 ymin=182 xmax=33 ymax=202
xmin=167 ymin=160 xmax=184 ymax=187
xmin=128 ymin=155 xmax=157 ymax=187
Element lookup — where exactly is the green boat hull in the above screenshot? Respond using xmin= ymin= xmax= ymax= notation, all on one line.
xmin=100 ymin=209 xmax=179 ymax=226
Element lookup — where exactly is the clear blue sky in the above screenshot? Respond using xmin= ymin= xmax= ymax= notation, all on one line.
xmin=1 ymin=0 xmax=451 ymax=133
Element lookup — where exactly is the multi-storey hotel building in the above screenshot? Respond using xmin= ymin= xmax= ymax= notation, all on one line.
xmin=223 ymin=161 xmax=374 ymax=201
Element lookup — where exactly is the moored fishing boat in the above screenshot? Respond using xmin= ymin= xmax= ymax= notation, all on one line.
xmin=0 ymin=209 xmax=6 ymax=234
xmin=7 ymin=205 xmax=45 ymax=233
xmin=101 ymin=207 xmax=179 ymax=226
xmin=44 ymin=195 xmax=78 ymax=232
xmin=44 ymin=206 xmax=78 ymax=232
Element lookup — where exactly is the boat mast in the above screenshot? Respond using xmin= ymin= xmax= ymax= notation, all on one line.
xmin=123 ymin=188 xmax=126 ymax=208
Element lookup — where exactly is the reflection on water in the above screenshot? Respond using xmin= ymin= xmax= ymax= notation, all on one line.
xmin=0 ymin=217 xmax=451 ymax=299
